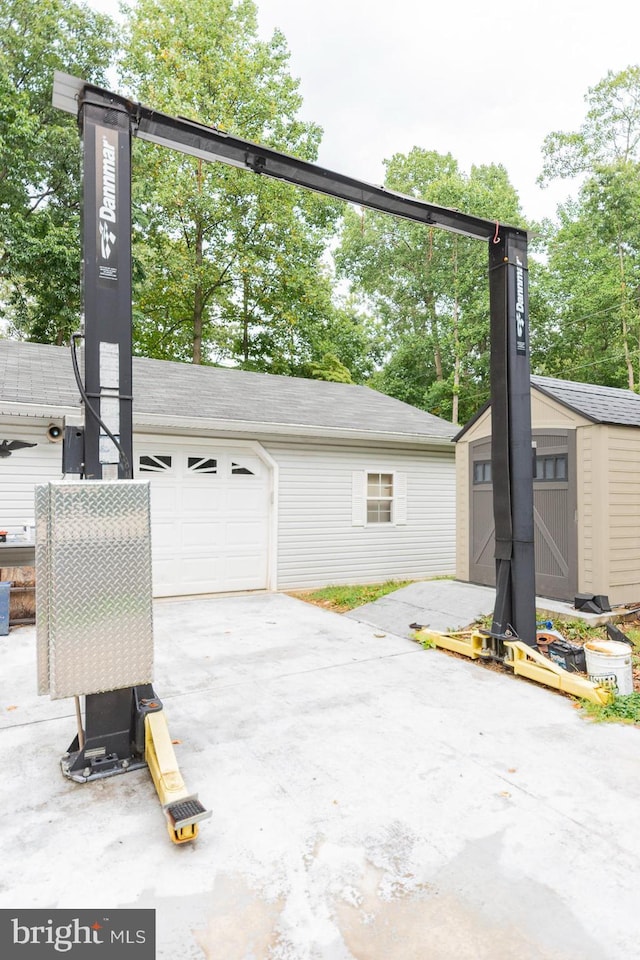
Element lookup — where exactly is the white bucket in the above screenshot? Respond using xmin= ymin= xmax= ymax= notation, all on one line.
xmin=584 ymin=639 xmax=634 ymax=695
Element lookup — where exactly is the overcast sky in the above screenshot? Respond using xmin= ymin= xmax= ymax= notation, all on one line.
xmin=88 ymin=0 xmax=640 ymax=222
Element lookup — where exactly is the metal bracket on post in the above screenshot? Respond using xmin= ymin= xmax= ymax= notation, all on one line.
xmin=61 ymin=680 xmax=212 ymax=843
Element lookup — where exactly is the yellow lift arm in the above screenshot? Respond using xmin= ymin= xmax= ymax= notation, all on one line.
xmin=144 ymin=709 xmax=212 ymax=844
xmin=503 ymin=640 xmax=613 ymax=705
xmin=415 ymin=629 xmax=613 ymax=707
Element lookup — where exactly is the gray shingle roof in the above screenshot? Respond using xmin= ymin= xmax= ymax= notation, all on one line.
xmin=0 ymin=339 xmax=456 ymax=443
xmin=532 ymin=375 xmax=640 ymax=427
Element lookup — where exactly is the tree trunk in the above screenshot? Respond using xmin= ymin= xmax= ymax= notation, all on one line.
xmin=192 ymin=223 xmax=204 ymax=365
xmin=242 ymin=272 xmax=250 ymax=363
xmin=424 ymin=228 xmax=444 ymax=382
xmin=451 ymin=239 xmax=460 ymax=425
xmin=192 ymin=161 xmax=205 ymax=365
xmin=617 ymin=231 xmax=635 ymax=390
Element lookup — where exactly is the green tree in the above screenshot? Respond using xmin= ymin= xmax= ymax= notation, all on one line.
xmin=336 ymin=148 xmax=526 ymax=423
xmin=539 ymin=66 xmax=640 ymax=390
xmin=0 ymin=0 xmax=115 ymax=343
xmin=121 ymin=0 xmax=359 ymax=373
xmin=307 ymin=353 xmax=353 ymax=383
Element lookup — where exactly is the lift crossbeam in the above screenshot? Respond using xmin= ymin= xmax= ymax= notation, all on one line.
xmin=53 ymin=72 xmax=520 ymax=244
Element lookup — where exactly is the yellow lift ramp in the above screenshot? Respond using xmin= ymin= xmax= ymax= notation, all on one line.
xmin=135 ymin=685 xmax=211 ymax=843
xmin=140 ymin=694 xmax=212 ymax=845
xmin=415 ymin=628 xmax=614 ymax=706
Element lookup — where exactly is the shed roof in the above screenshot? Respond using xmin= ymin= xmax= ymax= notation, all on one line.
xmin=454 ymin=374 xmax=640 ymax=441
xmin=0 ymin=339 xmax=456 ymax=445
xmin=531 ymin=375 xmax=640 ymax=426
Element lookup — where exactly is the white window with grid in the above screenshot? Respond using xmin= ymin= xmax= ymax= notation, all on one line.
xmin=367 ymin=471 xmax=393 ymax=523
xmin=351 ymin=470 xmax=407 ymax=526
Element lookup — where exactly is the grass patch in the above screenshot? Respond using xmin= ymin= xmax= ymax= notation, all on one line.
xmin=581 ymin=693 xmax=640 ymax=725
xmin=626 ymin=626 xmax=640 ymax=647
xmin=290 ymin=580 xmax=413 ymax=613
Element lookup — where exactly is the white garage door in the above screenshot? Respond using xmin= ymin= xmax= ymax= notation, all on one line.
xmin=134 ymin=439 xmax=272 ymax=597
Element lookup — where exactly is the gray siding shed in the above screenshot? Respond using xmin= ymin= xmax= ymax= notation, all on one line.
xmin=456 ymin=375 xmax=640 ymax=605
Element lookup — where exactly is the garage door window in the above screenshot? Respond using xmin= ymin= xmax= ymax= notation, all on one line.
xmin=188 ymin=457 xmax=218 ymax=474
xmin=231 ymin=461 xmax=254 ymax=475
xmin=139 ymin=454 xmax=172 ymax=473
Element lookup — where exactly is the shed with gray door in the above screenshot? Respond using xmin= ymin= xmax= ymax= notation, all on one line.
xmin=0 ymin=340 xmax=457 ymax=597
xmin=455 ymin=375 xmax=640 ymax=605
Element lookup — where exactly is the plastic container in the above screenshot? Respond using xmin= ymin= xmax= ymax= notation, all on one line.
xmin=584 ymin=639 xmax=634 ymax=695
xmin=0 ymin=582 xmax=10 ymax=636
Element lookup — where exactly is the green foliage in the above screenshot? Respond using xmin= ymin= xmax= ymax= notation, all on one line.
xmin=4 ymin=16 xmax=640 ymax=407
xmin=542 ymin=616 xmax=605 ymax=644
xmin=539 ymin=66 xmax=640 ymax=185
xmin=336 ymin=148 xmax=526 ymax=424
xmin=626 ymin=627 xmax=640 ymax=646
xmin=120 ymin=0 xmax=368 ymax=376
xmin=581 ymin=693 xmax=640 ymax=725
xmin=292 ymin=580 xmax=413 ymax=613
xmin=537 ymin=66 xmax=640 ymax=390
xmin=0 ymin=0 xmax=115 ymax=342
xmin=306 ymin=353 xmax=353 ymax=383
xmin=418 ymin=633 xmax=436 ymax=650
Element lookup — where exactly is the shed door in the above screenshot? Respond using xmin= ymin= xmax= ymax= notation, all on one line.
xmin=134 ymin=439 xmax=271 ymax=597
xmin=469 ymin=430 xmax=577 ymax=601
xmin=469 ymin=438 xmax=495 ymax=588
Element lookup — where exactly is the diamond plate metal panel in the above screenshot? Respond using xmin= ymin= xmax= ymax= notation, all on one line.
xmin=35 ymin=483 xmax=52 ymax=695
xmin=36 ymin=481 xmax=154 ymax=700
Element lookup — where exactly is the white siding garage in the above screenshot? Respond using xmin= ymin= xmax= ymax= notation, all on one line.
xmin=0 ymin=418 xmax=64 ymax=530
xmin=265 ymin=440 xmax=455 ymax=589
xmin=134 ymin=437 xmax=274 ymax=597
xmin=1 ymin=341 xmax=458 ymax=597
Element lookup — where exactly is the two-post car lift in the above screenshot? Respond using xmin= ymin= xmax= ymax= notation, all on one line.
xmin=53 ymin=69 xmax=536 ymax=644
xmin=50 ymin=70 xmax=604 ymax=842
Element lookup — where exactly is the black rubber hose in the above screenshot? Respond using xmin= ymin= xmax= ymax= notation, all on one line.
xmin=70 ymin=332 xmax=132 ymax=479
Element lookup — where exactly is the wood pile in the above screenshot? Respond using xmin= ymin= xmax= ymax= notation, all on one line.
xmin=0 ymin=566 xmax=36 ymax=624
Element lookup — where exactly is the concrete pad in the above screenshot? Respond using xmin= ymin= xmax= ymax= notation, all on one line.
xmin=345 ymin=579 xmax=497 ymax=637
xmin=344 ymin=579 xmax=614 ymax=639
xmin=1 ymin=592 xmax=639 ymax=959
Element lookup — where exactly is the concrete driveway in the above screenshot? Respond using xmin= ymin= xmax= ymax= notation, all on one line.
xmin=1 ymin=592 xmax=638 ymax=959
xmin=344 ymin=578 xmax=610 ymax=639
xmin=345 ymin=579 xmax=498 ymax=637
